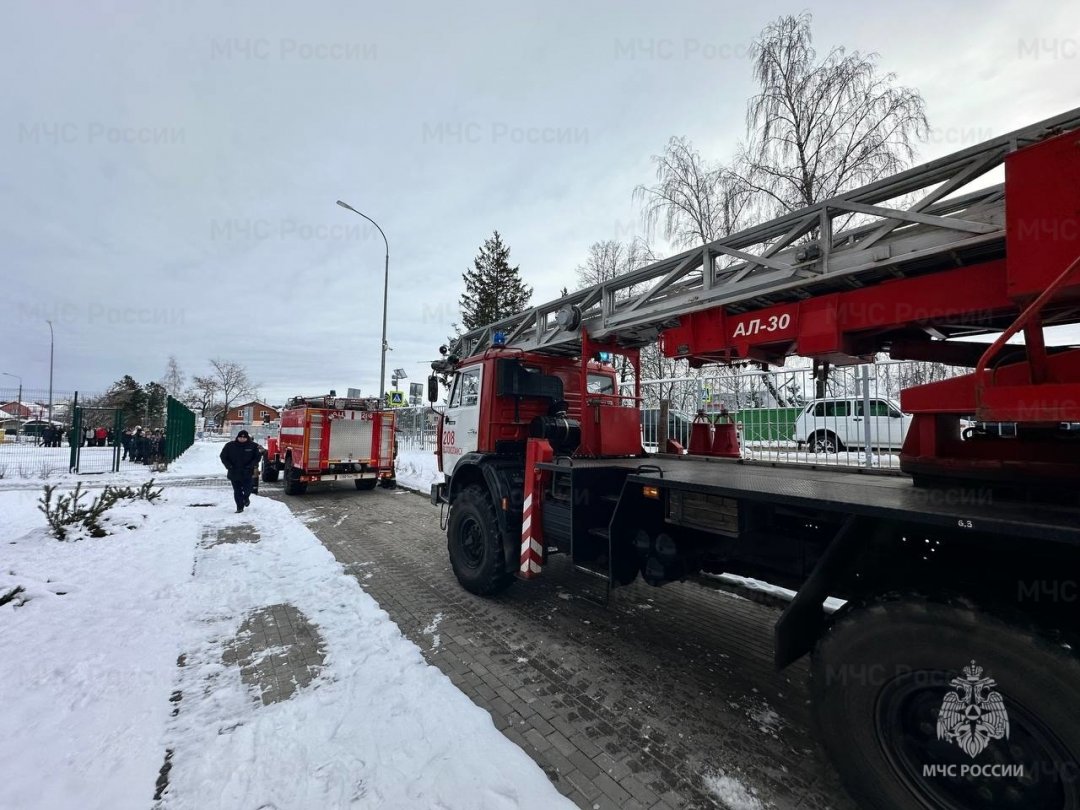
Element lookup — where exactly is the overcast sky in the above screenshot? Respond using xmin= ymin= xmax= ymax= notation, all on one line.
xmin=2 ymin=0 xmax=1078 ymax=404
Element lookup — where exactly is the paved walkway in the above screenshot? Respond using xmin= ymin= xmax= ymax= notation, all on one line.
xmin=270 ymin=485 xmax=855 ymax=810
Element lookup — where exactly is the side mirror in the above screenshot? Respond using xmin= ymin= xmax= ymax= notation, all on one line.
xmin=427 ymin=375 xmax=439 ymax=404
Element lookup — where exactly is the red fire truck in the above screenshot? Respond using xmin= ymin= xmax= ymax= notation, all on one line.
xmin=262 ymin=393 xmax=396 ymax=495
xmin=429 ymin=110 xmax=1080 ymax=809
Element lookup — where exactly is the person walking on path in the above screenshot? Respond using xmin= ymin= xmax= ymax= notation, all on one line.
xmin=220 ymin=429 xmax=261 ymax=513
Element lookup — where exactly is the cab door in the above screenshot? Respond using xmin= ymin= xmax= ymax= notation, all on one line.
xmin=441 ymin=364 xmax=482 ymax=476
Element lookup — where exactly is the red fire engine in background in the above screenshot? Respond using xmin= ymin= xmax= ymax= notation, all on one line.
xmin=262 ymin=392 xmax=396 ymax=495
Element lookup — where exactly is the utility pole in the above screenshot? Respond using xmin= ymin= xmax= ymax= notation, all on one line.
xmin=46 ymin=320 xmax=54 ymax=423
xmin=336 ymin=200 xmax=390 ymax=401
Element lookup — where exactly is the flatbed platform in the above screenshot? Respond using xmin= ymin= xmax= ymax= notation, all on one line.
xmin=537 ymin=455 xmax=1080 ymax=543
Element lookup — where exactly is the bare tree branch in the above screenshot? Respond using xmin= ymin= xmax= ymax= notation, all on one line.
xmin=736 ymin=12 xmax=928 ymax=218
xmin=634 ymin=138 xmax=753 ymax=249
xmin=207 ymin=358 xmax=259 ymax=426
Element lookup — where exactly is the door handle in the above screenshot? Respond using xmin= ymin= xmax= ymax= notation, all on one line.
xmin=445 ymin=419 xmax=456 ymax=425
xmin=468 ymin=429 xmax=477 ymax=435
xmin=852 ymin=417 xmax=863 ymax=421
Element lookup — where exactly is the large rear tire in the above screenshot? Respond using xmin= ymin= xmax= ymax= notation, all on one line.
xmin=354 ymin=478 xmax=377 ymax=491
xmin=447 ymin=485 xmax=513 ymax=596
xmin=283 ymin=456 xmax=307 ymax=496
xmin=811 ymin=597 xmax=1080 ymax=810
xmin=261 ymin=458 xmax=280 ymax=483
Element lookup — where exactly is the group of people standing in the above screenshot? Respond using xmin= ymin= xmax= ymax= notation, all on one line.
xmin=121 ymin=427 xmax=167 ymax=465
xmin=37 ymin=425 xmax=66 ymax=446
xmin=37 ymin=425 xmax=113 ymax=447
xmin=81 ymin=426 xmax=113 ymax=447
xmin=34 ymin=424 xmax=168 ymax=466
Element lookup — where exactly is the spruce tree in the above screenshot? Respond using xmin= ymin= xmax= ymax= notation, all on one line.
xmin=458 ymin=231 xmax=532 ymax=330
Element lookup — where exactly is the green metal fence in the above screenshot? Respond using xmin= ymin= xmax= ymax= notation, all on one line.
xmin=732 ymin=407 xmax=804 ymax=443
xmin=164 ymin=396 xmax=196 ymax=462
xmin=65 ymin=393 xmax=124 ymax=474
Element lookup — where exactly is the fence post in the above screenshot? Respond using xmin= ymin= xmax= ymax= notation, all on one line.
xmin=658 ymin=400 xmax=669 ymax=452
xmin=112 ymin=408 xmax=122 ymax=472
xmin=861 ymin=365 xmax=873 ymax=468
xmin=68 ymin=392 xmax=79 ymax=473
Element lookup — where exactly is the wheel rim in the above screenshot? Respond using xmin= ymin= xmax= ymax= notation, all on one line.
xmin=457 ymin=516 xmax=485 ymax=569
xmin=875 ymin=669 xmax=1079 ymax=809
xmin=813 ymin=435 xmax=835 ymax=453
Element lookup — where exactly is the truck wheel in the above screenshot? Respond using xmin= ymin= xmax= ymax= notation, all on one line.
xmin=810 ymin=430 xmax=843 ymax=454
xmin=283 ymin=457 xmax=307 ymax=496
xmin=811 ymin=597 xmax=1080 ymax=810
xmin=354 ymin=478 xmax=377 ymax=491
xmin=447 ymin=485 xmax=513 ymax=596
xmin=261 ymin=459 xmax=280 ymax=483
xmin=379 ymin=477 xmax=397 ymax=489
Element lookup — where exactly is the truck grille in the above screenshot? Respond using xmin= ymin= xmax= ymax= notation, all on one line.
xmin=329 ymin=419 xmax=373 ymax=461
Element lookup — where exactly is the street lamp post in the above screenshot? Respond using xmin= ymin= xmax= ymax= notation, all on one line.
xmin=336 ymin=200 xmax=390 ymax=403
xmin=1 ymin=372 xmax=22 ymax=442
xmin=46 ymin=320 xmax=54 ymax=423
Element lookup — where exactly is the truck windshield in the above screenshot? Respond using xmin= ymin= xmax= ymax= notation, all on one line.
xmin=587 ymin=373 xmax=615 ymax=395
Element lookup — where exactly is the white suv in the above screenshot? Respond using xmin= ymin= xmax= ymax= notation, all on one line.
xmin=793 ymin=397 xmax=911 ymax=453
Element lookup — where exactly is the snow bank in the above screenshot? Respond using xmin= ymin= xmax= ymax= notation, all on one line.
xmin=0 ymin=485 xmax=570 ymax=810
xmin=394 ymin=445 xmax=442 ymax=494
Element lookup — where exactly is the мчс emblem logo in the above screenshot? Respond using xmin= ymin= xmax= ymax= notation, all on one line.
xmin=936 ymin=659 xmax=1010 ymax=758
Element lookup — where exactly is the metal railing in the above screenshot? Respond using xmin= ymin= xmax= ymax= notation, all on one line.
xmin=638 ymin=360 xmax=967 ymax=469
xmin=389 ymin=361 xmax=969 ymax=472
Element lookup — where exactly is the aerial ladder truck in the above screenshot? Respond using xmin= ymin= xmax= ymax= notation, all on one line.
xmin=428 ymin=109 xmax=1080 ymax=809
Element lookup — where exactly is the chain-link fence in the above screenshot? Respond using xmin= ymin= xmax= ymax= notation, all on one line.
xmin=0 ymin=385 xmax=186 ymax=479
xmin=388 ymin=361 xmax=968 ymax=472
xmin=0 ymin=387 xmax=83 ymax=478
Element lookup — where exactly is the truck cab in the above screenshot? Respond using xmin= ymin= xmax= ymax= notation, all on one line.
xmin=437 ymin=350 xmax=636 ymax=478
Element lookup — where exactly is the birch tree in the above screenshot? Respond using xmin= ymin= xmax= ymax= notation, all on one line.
xmin=738 ymin=11 xmax=928 ymax=217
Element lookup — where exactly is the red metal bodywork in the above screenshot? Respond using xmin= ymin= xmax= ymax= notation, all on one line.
xmin=655 ymin=128 xmax=1080 ymax=484
xmin=277 ymin=398 xmax=396 ymax=484
xmin=450 ymin=346 xmax=643 ymax=460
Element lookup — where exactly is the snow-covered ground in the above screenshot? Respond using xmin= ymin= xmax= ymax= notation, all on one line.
xmin=742 ymin=446 xmax=901 ymax=468
xmin=393 ymin=445 xmax=442 ymax=494
xmin=0 ymin=483 xmax=571 ymax=810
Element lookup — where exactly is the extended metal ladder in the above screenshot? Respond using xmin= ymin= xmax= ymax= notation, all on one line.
xmin=448 ymin=107 xmax=1080 ymax=359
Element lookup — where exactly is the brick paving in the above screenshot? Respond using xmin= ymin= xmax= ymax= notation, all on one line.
xmin=221 ymin=602 xmax=326 ymax=705
xmin=269 ymin=486 xmax=856 ymax=810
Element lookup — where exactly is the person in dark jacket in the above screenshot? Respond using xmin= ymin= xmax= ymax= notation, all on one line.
xmin=220 ymin=429 xmax=262 ymax=512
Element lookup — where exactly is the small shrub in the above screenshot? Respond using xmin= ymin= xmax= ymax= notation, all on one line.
xmin=38 ymin=479 xmax=165 ymax=541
